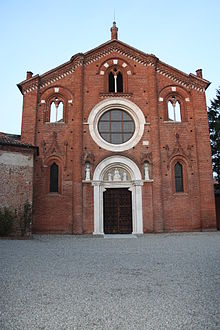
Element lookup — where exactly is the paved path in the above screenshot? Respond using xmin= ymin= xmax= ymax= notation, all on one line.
xmin=0 ymin=232 xmax=220 ymax=329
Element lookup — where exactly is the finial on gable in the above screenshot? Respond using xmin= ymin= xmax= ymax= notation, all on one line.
xmin=111 ymin=21 xmax=118 ymax=40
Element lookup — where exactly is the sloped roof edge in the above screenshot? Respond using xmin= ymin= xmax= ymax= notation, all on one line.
xmin=17 ymin=38 xmax=210 ymax=93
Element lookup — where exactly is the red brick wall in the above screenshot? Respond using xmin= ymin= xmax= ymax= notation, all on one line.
xmin=20 ymin=41 xmax=216 ymax=234
xmin=0 ymin=146 xmax=35 ymax=235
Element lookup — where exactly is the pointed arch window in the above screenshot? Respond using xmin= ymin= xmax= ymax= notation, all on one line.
xmin=108 ymin=68 xmax=123 ymax=93
xmin=50 ymin=162 xmax=59 ymax=192
xmin=168 ymin=96 xmax=181 ymax=122
xmin=174 ymin=162 xmax=184 ymax=192
xmin=50 ymin=98 xmax=63 ymax=123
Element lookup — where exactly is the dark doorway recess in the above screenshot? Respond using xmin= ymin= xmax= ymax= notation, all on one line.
xmin=104 ymin=188 xmax=132 ymax=234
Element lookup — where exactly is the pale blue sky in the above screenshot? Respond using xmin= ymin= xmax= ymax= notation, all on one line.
xmin=1 ymin=0 xmax=219 ymax=134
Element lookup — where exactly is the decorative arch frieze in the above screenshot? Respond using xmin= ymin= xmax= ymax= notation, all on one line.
xmin=82 ymin=151 xmax=95 ymax=165
xmin=140 ymin=152 xmax=153 ymax=165
xmin=165 ymin=133 xmax=194 ymax=170
xmin=44 ymin=153 xmax=63 ymax=167
xmin=157 ymin=64 xmax=207 ymax=93
xmin=45 ymin=132 xmax=63 ymax=156
xmin=20 ymin=42 xmax=208 ymax=95
xmin=84 ymin=42 xmax=156 ymax=68
xmin=159 ymin=85 xmax=190 ymax=99
xmin=98 ymin=57 xmax=133 ymax=76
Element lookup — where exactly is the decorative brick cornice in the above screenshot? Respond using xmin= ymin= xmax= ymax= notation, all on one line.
xmin=17 ymin=75 xmax=40 ymax=95
xmin=18 ymin=55 xmax=84 ymax=95
xmin=17 ymin=40 xmax=210 ymax=95
xmin=88 ymin=42 xmax=209 ymax=92
xmin=40 ymin=56 xmax=83 ymax=90
xmin=165 ymin=133 xmax=194 ymax=169
xmin=157 ymin=62 xmax=209 ymax=93
xmin=99 ymin=92 xmax=133 ymax=98
xmin=84 ymin=41 xmax=157 ymax=67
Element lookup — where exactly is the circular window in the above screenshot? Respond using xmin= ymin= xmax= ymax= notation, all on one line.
xmin=88 ymin=99 xmax=146 ymax=152
xmin=98 ymin=109 xmax=135 ymax=144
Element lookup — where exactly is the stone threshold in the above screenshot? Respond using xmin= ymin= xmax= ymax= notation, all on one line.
xmin=104 ymin=234 xmax=139 ymax=239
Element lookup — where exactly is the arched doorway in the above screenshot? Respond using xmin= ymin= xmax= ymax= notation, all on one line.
xmin=92 ymin=156 xmax=143 ymax=235
xmin=104 ymin=188 xmax=132 ymax=234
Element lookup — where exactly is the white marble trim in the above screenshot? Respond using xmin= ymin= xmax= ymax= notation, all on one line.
xmin=92 ymin=156 xmax=143 ymax=236
xmin=88 ymin=98 xmax=146 ymax=152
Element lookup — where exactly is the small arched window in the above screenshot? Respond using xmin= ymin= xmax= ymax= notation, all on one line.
xmin=50 ymin=162 xmax=59 ymax=192
xmin=167 ymin=96 xmax=181 ymax=122
xmin=50 ymin=98 xmax=63 ymax=123
xmin=174 ymin=162 xmax=184 ymax=192
xmin=108 ymin=68 xmax=123 ymax=93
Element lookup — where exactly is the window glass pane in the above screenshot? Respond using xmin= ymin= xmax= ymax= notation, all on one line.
xmin=123 ymin=112 xmax=132 ymax=121
xmin=168 ymin=101 xmax=174 ymax=121
xmin=110 ymin=110 xmax=122 ymax=120
xmin=50 ymin=102 xmax=57 ymax=123
xmin=123 ymin=121 xmax=135 ymax=132
xmin=176 ymin=165 xmax=182 ymax=176
xmin=57 ymin=102 xmax=63 ymax=122
xmin=111 ymin=121 xmax=122 ymax=132
xmin=174 ymin=162 xmax=184 ymax=192
xmin=98 ymin=121 xmax=109 ymax=132
xmin=175 ymin=178 xmax=183 ymax=192
xmin=175 ymin=101 xmax=181 ymax=122
xmin=109 ymin=72 xmax=114 ymax=92
xmin=99 ymin=112 xmax=109 ymax=121
xmin=123 ymin=133 xmax=133 ymax=142
xmin=98 ymin=109 xmax=134 ymax=145
xmin=111 ymin=133 xmax=123 ymax=144
xmin=117 ymin=72 xmax=123 ymax=93
xmin=50 ymin=163 xmax=58 ymax=192
xmin=100 ymin=133 xmax=110 ymax=142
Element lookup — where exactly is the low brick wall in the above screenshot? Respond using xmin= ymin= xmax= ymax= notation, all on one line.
xmin=0 ymin=143 xmax=37 ymax=236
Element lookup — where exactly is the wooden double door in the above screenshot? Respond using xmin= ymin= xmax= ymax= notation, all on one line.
xmin=104 ymin=188 xmax=132 ymax=234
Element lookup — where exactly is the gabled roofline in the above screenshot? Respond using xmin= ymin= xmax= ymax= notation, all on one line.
xmin=83 ymin=38 xmax=158 ymax=62
xmin=17 ymin=38 xmax=210 ymax=94
xmin=83 ymin=38 xmax=210 ymax=90
xmin=189 ymin=73 xmax=211 ymax=89
xmin=41 ymin=53 xmax=84 ymax=79
xmin=17 ymin=53 xmax=84 ymax=94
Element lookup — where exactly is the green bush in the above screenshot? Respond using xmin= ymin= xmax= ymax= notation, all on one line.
xmin=0 ymin=207 xmax=15 ymax=236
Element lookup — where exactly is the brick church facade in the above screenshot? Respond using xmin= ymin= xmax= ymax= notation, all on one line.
xmin=17 ymin=23 xmax=216 ymax=234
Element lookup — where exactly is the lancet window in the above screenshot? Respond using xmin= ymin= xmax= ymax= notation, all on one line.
xmin=50 ymin=98 xmax=64 ymax=123
xmin=108 ymin=68 xmax=123 ymax=93
xmin=50 ymin=162 xmax=59 ymax=192
xmin=168 ymin=96 xmax=181 ymax=122
xmin=174 ymin=162 xmax=184 ymax=192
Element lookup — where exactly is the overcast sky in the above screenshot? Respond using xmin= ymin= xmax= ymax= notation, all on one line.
xmin=1 ymin=0 xmax=219 ymax=134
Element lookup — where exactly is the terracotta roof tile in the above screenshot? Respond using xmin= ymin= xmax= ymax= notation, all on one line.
xmin=0 ymin=132 xmax=36 ymax=149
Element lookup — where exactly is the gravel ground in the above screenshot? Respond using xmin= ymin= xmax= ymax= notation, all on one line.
xmin=0 ymin=232 xmax=220 ymax=330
